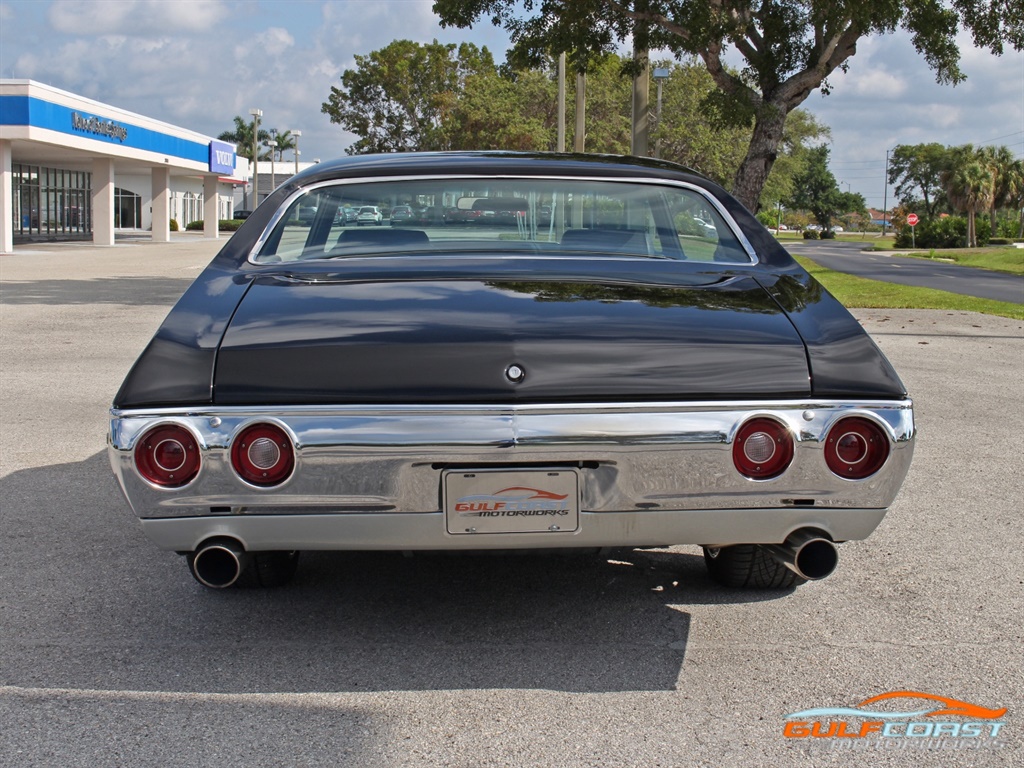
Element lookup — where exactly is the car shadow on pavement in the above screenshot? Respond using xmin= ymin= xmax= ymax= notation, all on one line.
xmin=0 ymin=276 xmax=195 ymax=306
xmin=1 ymin=453 xmax=792 ymax=696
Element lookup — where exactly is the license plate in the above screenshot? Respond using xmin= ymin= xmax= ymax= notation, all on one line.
xmin=443 ymin=469 xmax=580 ymax=535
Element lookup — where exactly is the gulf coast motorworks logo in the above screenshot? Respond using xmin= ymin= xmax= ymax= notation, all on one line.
xmin=784 ymin=690 xmax=1007 ymax=751
xmin=455 ymin=487 xmax=569 ymax=517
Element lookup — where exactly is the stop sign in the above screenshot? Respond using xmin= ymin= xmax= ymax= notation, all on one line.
xmin=907 ymin=213 xmax=919 ymax=226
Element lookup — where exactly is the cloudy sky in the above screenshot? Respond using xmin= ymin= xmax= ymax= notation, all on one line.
xmin=1 ymin=0 xmax=1021 ymax=209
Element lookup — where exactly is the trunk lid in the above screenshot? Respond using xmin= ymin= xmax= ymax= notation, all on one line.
xmin=214 ymin=268 xmax=810 ymax=404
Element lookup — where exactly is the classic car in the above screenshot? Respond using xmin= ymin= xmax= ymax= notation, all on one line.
xmin=108 ymin=151 xmax=914 ymax=590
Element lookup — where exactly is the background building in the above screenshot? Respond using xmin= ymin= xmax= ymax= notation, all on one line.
xmin=0 ymin=80 xmax=246 ymax=253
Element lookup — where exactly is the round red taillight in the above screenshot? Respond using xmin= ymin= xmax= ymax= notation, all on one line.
xmin=135 ymin=424 xmax=201 ymax=487
xmin=825 ymin=417 xmax=890 ymax=479
xmin=733 ymin=417 xmax=794 ymax=480
xmin=231 ymin=423 xmax=294 ymax=487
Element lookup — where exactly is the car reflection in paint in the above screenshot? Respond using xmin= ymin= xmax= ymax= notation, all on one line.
xmin=108 ymin=151 xmax=914 ymax=591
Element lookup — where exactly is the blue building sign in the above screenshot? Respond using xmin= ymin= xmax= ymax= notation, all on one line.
xmin=209 ymin=140 xmax=235 ymax=175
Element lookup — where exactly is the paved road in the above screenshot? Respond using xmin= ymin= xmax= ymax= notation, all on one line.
xmin=787 ymin=240 xmax=1024 ymax=304
xmin=1 ymin=238 xmax=1022 ymax=767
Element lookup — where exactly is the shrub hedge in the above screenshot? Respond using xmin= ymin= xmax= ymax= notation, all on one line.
xmin=894 ymin=216 xmax=989 ymax=249
xmin=184 ymin=219 xmax=244 ymax=232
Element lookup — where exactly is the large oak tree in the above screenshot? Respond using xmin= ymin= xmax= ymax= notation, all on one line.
xmin=434 ymin=0 xmax=1024 ymax=211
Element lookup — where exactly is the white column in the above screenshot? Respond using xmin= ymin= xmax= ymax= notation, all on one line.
xmin=203 ymin=175 xmax=219 ymax=239
xmin=151 ymin=166 xmax=170 ymax=243
xmin=92 ymin=158 xmax=116 ymax=246
xmin=0 ymin=140 xmax=12 ymax=254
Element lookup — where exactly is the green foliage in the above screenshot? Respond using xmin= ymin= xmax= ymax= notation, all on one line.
xmin=786 ymin=145 xmax=865 ymax=231
xmin=894 ymin=216 xmax=989 ymax=249
xmin=323 ymin=46 xmax=824 ymax=202
xmin=184 ymin=220 xmax=242 ymax=231
xmin=169 ymin=219 xmax=178 ymax=232
xmin=218 ymin=115 xmax=273 ymax=161
xmin=755 ymin=211 xmax=777 ymax=229
xmin=888 ymin=143 xmax=951 ymax=215
xmin=321 ymin=40 xmax=495 ymax=154
xmin=435 ymin=0 xmax=1024 ymax=211
xmin=802 ymin=230 xmax=819 ymax=240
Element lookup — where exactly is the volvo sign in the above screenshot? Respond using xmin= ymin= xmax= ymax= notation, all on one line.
xmin=209 ymin=140 xmax=236 ymax=175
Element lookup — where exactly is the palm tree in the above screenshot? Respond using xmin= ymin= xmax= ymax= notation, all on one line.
xmin=270 ymin=129 xmax=297 ymax=162
xmin=942 ymin=146 xmax=995 ymax=247
xmin=980 ymin=145 xmax=1016 ymax=237
xmin=218 ymin=115 xmax=273 ymax=161
xmin=1004 ymin=159 xmax=1024 ymax=239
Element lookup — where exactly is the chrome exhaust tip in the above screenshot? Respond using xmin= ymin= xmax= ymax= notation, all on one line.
xmin=190 ymin=539 xmax=250 ymax=589
xmin=761 ymin=530 xmax=839 ymax=581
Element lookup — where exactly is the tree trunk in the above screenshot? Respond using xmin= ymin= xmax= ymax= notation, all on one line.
xmin=730 ymin=104 xmax=788 ymax=213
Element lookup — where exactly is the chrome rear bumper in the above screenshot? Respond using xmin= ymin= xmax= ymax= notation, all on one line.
xmin=109 ymin=399 xmax=914 ymax=550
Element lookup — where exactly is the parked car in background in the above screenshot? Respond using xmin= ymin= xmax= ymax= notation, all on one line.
xmin=233 ymin=210 xmax=252 ymax=220
xmin=109 ymin=151 xmax=914 ymax=591
xmin=389 ymin=205 xmax=415 ymax=226
xmin=335 ymin=205 xmax=357 ymax=225
xmin=356 ymin=205 xmax=383 ymax=226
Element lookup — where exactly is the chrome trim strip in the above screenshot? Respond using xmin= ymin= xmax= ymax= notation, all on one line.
xmin=247 ymin=173 xmax=760 ymax=265
xmin=110 ymin=399 xmax=914 ymax=524
xmin=138 ymin=507 xmax=890 ymax=553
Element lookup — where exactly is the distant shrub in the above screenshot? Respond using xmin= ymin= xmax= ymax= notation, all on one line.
xmin=755 ymin=211 xmax=777 ymax=229
xmin=820 ymin=230 xmax=836 ymax=239
xmin=802 ymin=230 xmax=819 ymax=240
xmin=185 ymin=219 xmax=242 ymax=232
xmin=169 ymin=219 xmax=179 ymax=232
xmin=989 ymin=238 xmax=1011 ymax=246
xmin=895 ymin=216 xmax=989 ymax=249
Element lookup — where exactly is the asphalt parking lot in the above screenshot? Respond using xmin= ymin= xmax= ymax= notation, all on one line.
xmin=1 ymin=236 xmax=1022 ymax=767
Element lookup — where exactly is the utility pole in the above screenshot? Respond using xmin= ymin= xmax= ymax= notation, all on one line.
xmin=557 ymin=53 xmax=566 ymax=153
xmin=631 ymin=44 xmax=649 ymax=156
xmin=249 ymin=108 xmax=262 ymax=205
xmin=574 ymin=71 xmax=586 ymax=153
xmin=882 ymin=148 xmax=890 ymax=236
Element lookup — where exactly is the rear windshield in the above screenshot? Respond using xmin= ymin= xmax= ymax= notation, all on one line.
xmin=253 ymin=177 xmax=753 ymax=264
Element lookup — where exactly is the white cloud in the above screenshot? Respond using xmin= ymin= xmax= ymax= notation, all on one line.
xmin=47 ymin=0 xmax=228 ymax=35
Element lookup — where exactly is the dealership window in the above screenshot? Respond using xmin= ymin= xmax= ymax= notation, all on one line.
xmin=114 ymin=187 xmax=142 ymax=229
xmin=181 ymin=191 xmax=202 ymax=227
xmin=11 ymin=164 xmax=92 ymax=241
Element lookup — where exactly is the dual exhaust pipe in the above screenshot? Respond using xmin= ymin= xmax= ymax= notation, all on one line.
xmin=760 ymin=529 xmax=839 ymax=581
xmin=189 ymin=538 xmax=250 ymax=589
xmin=190 ymin=530 xmax=839 ymax=588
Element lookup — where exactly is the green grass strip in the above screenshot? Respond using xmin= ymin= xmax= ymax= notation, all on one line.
xmin=793 ymin=256 xmax=1024 ymax=320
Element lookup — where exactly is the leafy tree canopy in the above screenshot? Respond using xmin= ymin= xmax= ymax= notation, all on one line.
xmin=321 ymin=40 xmax=495 ymax=154
xmin=786 ymin=144 xmax=865 ymax=230
xmin=434 ymin=0 xmax=1024 ymax=211
xmin=887 ymin=143 xmax=951 ymax=216
xmin=322 ymin=42 xmax=828 ymax=202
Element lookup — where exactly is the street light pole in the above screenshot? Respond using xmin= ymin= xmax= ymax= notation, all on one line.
xmin=249 ymin=108 xmax=262 ymax=205
xmin=652 ymin=67 xmax=669 ymax=160
xmin=292 ymin=130 xmax=302 ymax=176
xmin=882 ymin=148 xmax=890 ymax=237
xmin=268 ymin=140 xmax=277 ymax=191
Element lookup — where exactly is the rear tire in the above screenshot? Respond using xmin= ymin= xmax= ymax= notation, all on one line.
xmin=254 ymin=550 xmax=300 ymax=587
xmin=702 ymin=544 xmax=804 ymax=589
